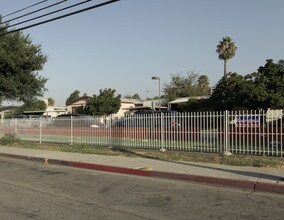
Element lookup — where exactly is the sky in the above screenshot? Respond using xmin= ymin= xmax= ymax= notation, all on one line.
xmin=1 ymin=0 xmax=284 ymax=106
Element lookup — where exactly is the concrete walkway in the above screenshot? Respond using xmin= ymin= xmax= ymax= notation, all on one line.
xmin=0 ymin=145 xmax=283 ymax=195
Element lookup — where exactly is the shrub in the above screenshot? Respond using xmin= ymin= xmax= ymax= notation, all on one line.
xmin=0 ymin=133 xmax=20 ymax=145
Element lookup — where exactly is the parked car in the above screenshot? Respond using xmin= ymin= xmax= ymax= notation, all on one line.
xmin=113 ymin=110 xmax=181 ymax=128
xmin=10 ymin=115 xmax=51 ymax=128
xmin=53 ymin=114 xmax=105 ymax=128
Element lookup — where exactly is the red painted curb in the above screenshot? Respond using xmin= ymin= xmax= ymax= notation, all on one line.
xmin=0 ymin=153 xmax=70 ymax=166
xmin=68 ymin=161 xmax=256 ymax=192
xmin=0 ymin=152 xmax=43 ymax=162
xmin=1 ymin=152 xmax=284 ymax=195
xmin=255 ymin=182 xmax=284 ymax=194
xmin=69 ymin=161 xmax=151 ymax=177
xmin=150 ymin=170 xmax=255 ymax=190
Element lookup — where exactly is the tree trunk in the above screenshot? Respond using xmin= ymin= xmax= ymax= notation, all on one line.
xmin=224 ymin=60 xmax=227 ymax=77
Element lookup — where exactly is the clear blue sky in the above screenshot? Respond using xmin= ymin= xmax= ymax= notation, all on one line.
xmin=1 ymin=0 xmax=284 ymax=106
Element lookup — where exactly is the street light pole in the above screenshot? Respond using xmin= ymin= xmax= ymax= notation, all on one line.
xmin=151 ymin=76 xmax=160 ymax=110
xmin=151 ymin=76 xmax=166 ymax=152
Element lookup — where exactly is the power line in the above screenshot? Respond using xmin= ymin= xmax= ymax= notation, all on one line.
xmin=6 ymin=0 xmax=93 ymax=29
xmin=2 ymin=0 xmax=69 ymax=24
xmin=0 ymin=0 xmax=120 ymax=37
xmin=2 ymin=0 xmax=49 ymax=18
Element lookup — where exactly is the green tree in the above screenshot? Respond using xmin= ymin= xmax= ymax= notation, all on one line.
xmin=209 ymin=73 xmax=247 ymax=110
xmin=278 ymin=59 xmax=284 ymax=68
xmin=216 ymin=36 xmax=237 ymax=77
xmin=84 ymin=88 xmax=121 ymax=116
xmin=163 ymin=71 xmax=210 ymax=101
xmin=246 ymin=59 xmax=284 ymax=109
xmin=75 ymin=106 xmax=85 ymax=114
xmin=65 ymin=90 xmax=80 ymax=105
xmin=124 ymin=93 xmax=141 ymax=100
xmin=0 ymin=17 xmax=48 ymax=104
xmin=163 ymin=71 xmax=197 ymax=101
xmin=22 ymin=100 xmax=47 ymax=111
xmin=210 ymin=59 xmax=284 ymax=110
xmin=196 ymin=75 xmax=211 ymax=96
xmin=47 ymin=98 xmax=55 ymax=106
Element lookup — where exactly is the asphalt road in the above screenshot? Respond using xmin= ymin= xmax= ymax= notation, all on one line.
xmin=0 ymin=156 xmax=283 ymax=220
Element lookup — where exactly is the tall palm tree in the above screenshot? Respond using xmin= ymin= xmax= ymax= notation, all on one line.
xmin=278 ymin=59 xmax=284 ymax=68
xmin=216 ymin=36 xmax=237 ymax=77
xmin=197 ymin=75 xmax=211 ymax=96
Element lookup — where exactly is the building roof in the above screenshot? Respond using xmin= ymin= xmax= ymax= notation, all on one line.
xmin=168 ymin=96 xmax=208 ymax=104
xmin=68 ymin=96 xmax=92 ymax=105
xmin=68 ymin=97 xmax=143 ymax=106
xmin=123 ymin=105 xmax=167 ymax=111
xmin=120 ymin=98 xmax=143 ymax=104
xmin=0 ymin=106 xmax=21 ymax=112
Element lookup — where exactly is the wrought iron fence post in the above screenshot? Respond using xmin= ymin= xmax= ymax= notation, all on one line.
xmin=281 ymin=111 xmax=283 ymax=157
xmin=160 ymin=113 xmax=166 ymax=152
xmin=70 ymin=115 xmax=73 ymax=145
xmin=109 ymin=115 xmax=112 ymax=148
xmin=40 ymin=117 xmax=42 ymax=144
xmin=15 ymin=118 xmax=17 ymax=134
xmin=224 ymin=110 xmax=231 ymax=155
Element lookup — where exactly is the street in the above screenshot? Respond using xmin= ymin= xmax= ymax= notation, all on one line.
xmin=0 ymin=156 xmax=283 ymax=220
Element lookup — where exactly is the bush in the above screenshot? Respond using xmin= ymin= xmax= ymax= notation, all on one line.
xmin=0 ymin=133 xmax=20 ymax=145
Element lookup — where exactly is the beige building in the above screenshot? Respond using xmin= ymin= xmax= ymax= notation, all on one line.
xmin=66 ymin=96 xmax=92 ymax=114
xmin=43 ymin=106 xmax=68 ymax=118
xmin=113 ymin=98 xmax=143 ymax=118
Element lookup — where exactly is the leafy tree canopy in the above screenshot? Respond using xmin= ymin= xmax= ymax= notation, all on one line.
xmin=196 ymin=75 xmax=211 ymax=96
xmin=75 ymin=106 xmax=85 ymax=114
xmin=209 ymin=73 xmax=247 ymax=110
xmin=21 ymin=99 xmax=47 ymax=112
xmin=210 ymin=59 xmax=284 ymax=110
xmin=0 ymin=17 xmax=48 ymax=105
xmin=65 ymin=90 xmax=80 ymax=105
xmin=84 ymin=88 xmax=121 ymax=116
xmin=278 ymin=59 xmax=284 ymax=68
xmin=124 ymin=93 xmax=141 ymax=100
xmin=247 ymin=59 xmax=284 ymax=109
xmin=47 ymin=98 xmax=55 ymax=106
xmin=163 ymin=71 xmax=211 ymax=101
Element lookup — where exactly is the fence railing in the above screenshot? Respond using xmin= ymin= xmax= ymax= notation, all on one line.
xmin=0 ymin=111 xmax=283 ymax=157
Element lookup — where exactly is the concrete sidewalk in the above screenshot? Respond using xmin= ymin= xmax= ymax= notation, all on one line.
xmin=0 ymin=145 xmax=283 ymax=195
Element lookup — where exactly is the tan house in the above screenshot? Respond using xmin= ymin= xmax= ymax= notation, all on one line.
xmin=66 ymin=96 xmax=92 ymax=114
xmin=113 ymin=98 xmax=143 ymax=118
